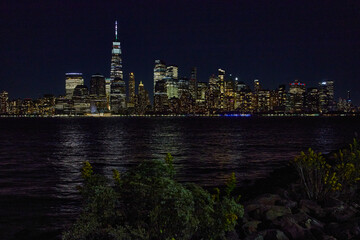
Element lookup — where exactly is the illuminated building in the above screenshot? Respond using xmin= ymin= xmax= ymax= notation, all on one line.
xmin=318 ymin=80 xmax=334 ymax=113
xmin=128 ymin=72 xmax=136 ymax=105
xmin=178 ymin=77 xmax=189 ymax=97
xmin=287 ymin=80 xmax=306 ymax=113
xmin=73 ymin=85 xmax=91 ymax=115
xmin=65 ymin=73 xmax=84 ymax=99
xmin=189 ymin=67 xmax=197 ymax=100
xmin=110 ymin=21 xmax=123 ymax=80
xmin=136 ymin=81 xmax=151 ymax=114
xmin=306 ymin=87 xmax=319 ymax=112
xmin=0 ymin=91 xmax=9 ymax=114
xmin=258 ymin=90 xmax=271 ymax=112
xmin=153 ymin=60 xmax=166 ymax=95
xmin=36 ymin=94 xmax=56 ymax=116
xmin=166 ymin=65 xmax=178 ymax=80
xmin=178 ymin=77 xmax=193 ymax=113
xmin=110 ymin=77 xmax=127 ymax=113
xmin=207 ymin=74 xmax=220 ymax=112
xmin=196 ymin=81 xmax=208 ymax=113
xmin=154 ymin=79 xmax=169 ymax=112
xmin=218 ymin=69 xmax=225 ymax=109
xmin=90 ymin=74 xmax=106 ymax=97
xmin=166 ymin=77 xmax=179 ymax=99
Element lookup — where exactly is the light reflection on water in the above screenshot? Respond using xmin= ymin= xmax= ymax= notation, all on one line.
xmin=0 ymin=117 xmax=359 ymax=239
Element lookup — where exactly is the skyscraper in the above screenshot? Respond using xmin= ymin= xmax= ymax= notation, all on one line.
xmin=110 ymin=77 xmax=127 ymax=113
xmin=90 ymin=74 xmax=106 ymax=97
xmin=154 ymin=60 xmax=166 ymax=95
xmin=128 ymin=72 xmax=135 ymax=104
xmin=287 ymin=80 xmax=306 ymax=113
xmin=110 ymin=21 xmax=123 ymax=80
xmin=218 ymin=69 xmax=225 ymax=109
xmin=166 ymin=65 xmax=178 ymax=80
xmin=65 ymin=73 xmax=84 ymax=99
xmin=0 ymin=91 xmax=9 ymax=114
xmin=189 ymin=67 xmax=197 ymax=100
xmin=318 ymin=80 xmax=334 ymax=113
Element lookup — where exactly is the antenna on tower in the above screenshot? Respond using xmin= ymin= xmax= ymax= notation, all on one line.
xmin=115 ymin=21 xmax=118 ymax=40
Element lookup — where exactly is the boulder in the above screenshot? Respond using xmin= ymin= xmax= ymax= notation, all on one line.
xmin=325 ymin=218 xmax=360 ymax=240
xmin=242 ymin=220 xmax=262 ymax=235
xmin=265 ymin=206 xmax=292 ymax=221
xmin=273 ymin=215 xmax=306 ymax=239
xmin=325 ymin=204 xmax=358 ymax=222
xmin=253 ymin=194 xmax=282 ymax=206
xmin=299 ymin=199 xmax=325 ymax=218
xmin=244 ymin=229 xmax=289 ymax=240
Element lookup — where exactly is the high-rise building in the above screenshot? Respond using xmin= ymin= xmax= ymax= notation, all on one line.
xmin=110 ymin=21 xmax=123 ymax=80
xmin=166 ymin=77 xmax=179 ymax=99
xmin=0 ymin=91 xmax=9 ymax=114
xmin=287 ymin=80 xmax=306 ymax=113
xmin=218 ymin=69 xmax=225 ymax=109
xmin=65 ymin=73 xmax=84 ymax=99
xmin=318 ymin=80 xmax=334 ymax=113
xmin=110 ymin=77 xmax=127 ymax=113
xmin=154 ymin=79 xmax=169 ymax=112
xmin=90 ymin=74 xmax=106 ymax=97
xmin=128 ymin=72 xmax=136 ymax=104
xmin=189 ymin=67 xmax=197 ymax=100
xmin=166 ymin=65 xmax=178 ymax=80
xmin=306 ymin=87 xmax=319 ymax=112
xmin=154 ymin=60 xmax=166 ymax=95
xmin=136 ymin=81 xmax=151 ymax=114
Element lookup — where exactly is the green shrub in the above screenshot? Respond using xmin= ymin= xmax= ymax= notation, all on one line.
xmin=63 ymin=154 xmax=244 ymax=240
xmin=293 ymin=139 xmax=360 ymax=201
xmin=292 ymin=149 xmax=339 ymax=201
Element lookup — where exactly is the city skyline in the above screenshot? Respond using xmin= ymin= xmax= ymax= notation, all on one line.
xmin=1 ymin=1 xmax=360 ymax=104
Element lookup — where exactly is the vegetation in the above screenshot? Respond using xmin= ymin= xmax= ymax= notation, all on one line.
xmin=292 ymin=139 xmax=360 ymax=201
xmin=63 ymin=154 xmax=244 ymax=240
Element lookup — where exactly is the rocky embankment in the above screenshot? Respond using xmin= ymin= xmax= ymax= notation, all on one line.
xmin=230 ymin=166 xmax=360 ymax=240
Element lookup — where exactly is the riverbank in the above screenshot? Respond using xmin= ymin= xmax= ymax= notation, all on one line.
xmin=229 ymin=155 xmax=360 ymax=240
xmin=0 ymin=113 xmax=360 ymax=118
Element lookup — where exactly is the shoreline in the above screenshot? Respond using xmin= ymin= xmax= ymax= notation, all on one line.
xmin=0 ymin=113 xmax=360 ymax=118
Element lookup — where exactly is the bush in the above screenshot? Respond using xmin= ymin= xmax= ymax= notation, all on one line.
xmin=333 ymin=139 xmax=360 ymax=200
xmin=63 ymin=155 xmax=244 ymax=240
xmin=292 ymin=139 xmax=360 ymax=202
xmin=292 ymin=148 xmax=340 ymax=201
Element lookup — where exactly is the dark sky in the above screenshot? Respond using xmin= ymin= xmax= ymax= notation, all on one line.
xmin=1 ymin=0 xmax=360 ymax=104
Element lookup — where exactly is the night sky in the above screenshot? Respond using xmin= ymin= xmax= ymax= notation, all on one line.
xmin=1 ymin=0 xmax=360 ymax=104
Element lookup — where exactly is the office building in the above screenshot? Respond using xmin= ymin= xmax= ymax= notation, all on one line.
xmin=65 ymin=73 xmax=84 ymax=99
xmin=90 ymin=74 xmax=106 ymax=97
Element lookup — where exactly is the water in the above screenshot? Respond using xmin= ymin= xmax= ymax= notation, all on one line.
xmin=0 ymin=117 xmax=359 ymax=239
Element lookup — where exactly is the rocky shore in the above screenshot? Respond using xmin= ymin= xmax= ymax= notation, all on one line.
xmin=229 ymin=166 xmax=360 ymax=240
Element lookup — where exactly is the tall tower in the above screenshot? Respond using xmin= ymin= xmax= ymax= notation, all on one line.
xmin=189 ymin=67 xmax=197 ymax=99
xmin=129 ymin=72 xmax=135 ymax=104
xmin=110 ymin=21 xmax=123 ymax=80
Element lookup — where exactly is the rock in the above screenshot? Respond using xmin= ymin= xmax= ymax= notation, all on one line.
xmin=325 ymin=204 xmax=358 ymax=222
xmin=244 ymin=229 xmax=289 ymax=240
xmin=323 ymin=197 xmax=344 ymax=208
xmin=321 ymin=235 xmax=337 ymax=240
xmin=242 ymin=220 xmax=262 ymax=235
xmin=276 ymin=199 xmax=298 ymax=209
xmin=265 ymin=206 xmax=292 ymax=221
xmin=253 ymin=194 xmax=282 ymax=206
xmin=325 ymin=218 xmax=360 ymax=240
xmin=246 ymin=204 xmax=271 ymax=220
xmin=226 ymin=230 xmax=240 ymax=240
xmin=299 ymin=199 xmax=325 ymax=218
xmin=273 ymin=215 xmax=306 ymax=239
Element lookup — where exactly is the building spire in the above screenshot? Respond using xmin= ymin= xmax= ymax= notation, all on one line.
xmin=115 ymin=20 xmax=118 ymax=41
